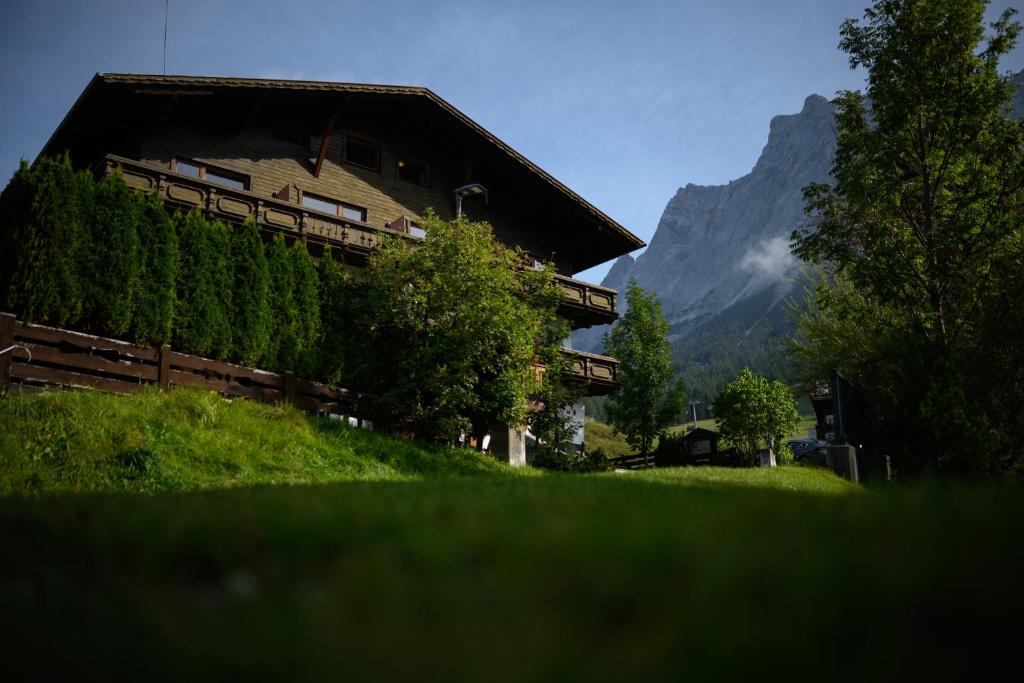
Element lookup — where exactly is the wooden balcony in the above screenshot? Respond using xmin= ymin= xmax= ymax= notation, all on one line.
xmin=103 ymin=155 xmax=420 ymax=262
xmin=550 ymin=273 xmax=618 ymax=328
xmin=104 ymin=155 xmax=618 ymax=328
xmin=561 ymin=348 xmax=618 ymax=396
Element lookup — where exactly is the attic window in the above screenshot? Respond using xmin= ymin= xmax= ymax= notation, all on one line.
xmin=173 ymin=157 xmax=249 ymax=191
xmin=301 ymin=192 xmax=367 ymax=222
xmin=397 ymin=157 xmax=430 ymax=186
xmin=344 ymin=136 xmax=380 ymax=171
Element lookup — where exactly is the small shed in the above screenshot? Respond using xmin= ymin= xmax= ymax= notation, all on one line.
xmin=682 ymin=428 xmax=720 ymax=463
xmin=655 ymin=427 xmax=722 ymax=467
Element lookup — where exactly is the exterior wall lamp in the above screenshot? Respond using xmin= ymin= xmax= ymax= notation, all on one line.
xmin=453 ymin=183 xmax=488 ymax=217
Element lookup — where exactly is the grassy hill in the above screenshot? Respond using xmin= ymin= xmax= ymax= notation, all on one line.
xmin=0 ymin=387 xmax=521 ymax=495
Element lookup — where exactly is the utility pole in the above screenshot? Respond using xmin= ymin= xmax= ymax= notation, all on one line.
xmin=688 ymin=399 xmax=701 ymax=430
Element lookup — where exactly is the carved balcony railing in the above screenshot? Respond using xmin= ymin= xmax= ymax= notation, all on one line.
xmin=104 ymin=155 xmax=618 ymax=328
xmin=103 ymin=155 xmax=420 ymax=262
xmin=552 ymin=273 xmax=617 ymax=328
xmin=560 ymin=348 xmax=618 ymax=396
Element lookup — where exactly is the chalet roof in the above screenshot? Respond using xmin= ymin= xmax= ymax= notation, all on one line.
xmin=40 ymin=73 xmax=646 ymax=259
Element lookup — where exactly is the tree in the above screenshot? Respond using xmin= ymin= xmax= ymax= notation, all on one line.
xmin=264 ymin=234 xmax=298 ymax=371
xmin=0 ymin=155 xmax=89 ymax=327
xmin=83 ymin=171 xmax=141 ymax=337
xmin=173 ymin=210 xmax=232 ymax=358
xmin=227 ymin=219 xmax=270 ymax=366
xmin=316 ymin=249 xmax=355 ymax=387
xmin=604 ymin=279 xmax=686 ymax=463
xmin=130 ymin=192 xmax=178 ymax=345
xmin=713 ymin=368 xmax=800 ymax=466
xmin=346 ymin=211 xmax=562 ymax=442
xmin=290 ymin=240 xmax=321 ymax=378
xmin=792 ymin=0 xmax=1024 ymax=477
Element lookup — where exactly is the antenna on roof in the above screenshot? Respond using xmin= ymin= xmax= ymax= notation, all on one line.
xmin=162 ymin=0 xmax=169 ymax=75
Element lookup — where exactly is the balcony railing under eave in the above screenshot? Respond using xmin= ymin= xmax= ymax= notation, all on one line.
xmin=560 ymin=348 xmax=619 ymax=396
xmin=103 ymin=154 xmax=618 ymax=328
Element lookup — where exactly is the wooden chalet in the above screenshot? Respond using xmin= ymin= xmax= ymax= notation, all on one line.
xmin=38 ymin=73 xmax=646 ymax=462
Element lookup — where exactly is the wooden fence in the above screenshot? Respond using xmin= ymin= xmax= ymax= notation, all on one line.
xmin=606 ymin=453 xmax=656 ymax=470
xmin=0 ymin=313 xmax=364 ymax=420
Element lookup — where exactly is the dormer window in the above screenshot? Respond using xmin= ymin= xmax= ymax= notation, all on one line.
xmin=344 ymin=136 xmax=381 ymax=171
xmin=173 ymin=157 xmax=249 ymax=191
xmin=301 ymin=192 xmax=367 ymax=222
xmin=397 ymin=157 xmax=430 ymax=186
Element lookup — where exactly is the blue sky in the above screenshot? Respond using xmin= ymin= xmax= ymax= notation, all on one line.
xmin=2 ymin=0 xmax=1022 ymax=282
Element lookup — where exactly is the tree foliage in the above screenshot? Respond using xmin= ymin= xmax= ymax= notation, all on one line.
xmin=0 ymin=156 xmax=89 ymax=326
xmin=290 ymin=240 xmax=322 ymax=377
xmin=173 ymin=209 xmax=232 ymax=358
xmin=130 ymin=193 xmax=178 ymax=345
xmin=604 ymin=279 xmax=686 ymax=458
xmin=264 ymin=234 xmax=298 ymax=371
xmin=84 ymin=170 xmax=141 ymax=337
xmin=713 ymin=368 xmax=800 ymax=465
xmin=791 ymin=0 xmax=1024 ymax=477
xmin=349 ymin=212 xmax=562 ymax=442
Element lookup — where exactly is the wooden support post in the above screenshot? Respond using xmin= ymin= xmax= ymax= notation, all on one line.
xmin=158 ymin=344 xmax=171 ymax=390
xmin=313 ymin=111 xmax=339 ymax=178
xmin=283 ymin=371 xmax=296 ymax=403
xmin=0 ymin=313 xmax=15 ymax=395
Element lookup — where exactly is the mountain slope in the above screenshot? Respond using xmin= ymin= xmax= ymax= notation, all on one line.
xmin=574 ymin=95 xmax=837 ymax=382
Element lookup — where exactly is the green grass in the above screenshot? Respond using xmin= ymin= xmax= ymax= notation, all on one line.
xmin=0 ymin=387 xmax=522 ymax=495
xmin=2 ymin=471 xmax=1022 ymax=680
xmin=583 ymin=417 xmax=633 ymax=456
xmin=2 ymin=389 xmax=1022 ymax=679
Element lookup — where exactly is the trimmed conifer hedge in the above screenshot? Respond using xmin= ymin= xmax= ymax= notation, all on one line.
xmin=0 ymin=155 xmax=338 ymax=380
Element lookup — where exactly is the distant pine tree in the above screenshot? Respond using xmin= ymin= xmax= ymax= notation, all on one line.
xmin=130 ymin=194 xmax=179 ymax=345
xmin=228 ymin=219 xmax=270 ymax=365
xmin=1 ymin=155 xmax=89 ymax=326
xmin=290 ymin=240 xmax=322 ymax=377
xmin=264 ymin=234 xmax=298 ymax=371
xmin=173 ymin=210 xmax=231 ymax=357
xmin=85 ymin=171 xmax=141 ymax=336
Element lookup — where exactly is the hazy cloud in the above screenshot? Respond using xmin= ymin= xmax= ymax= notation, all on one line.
xmin=740 ymin=236 xmax=797 ymax=282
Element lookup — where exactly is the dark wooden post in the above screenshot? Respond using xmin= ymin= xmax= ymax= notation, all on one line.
xmin=158 ymin=344 xmax=171 ymax=390
xmin=283 ymin=371 xmax=295 ymax=403
xmin=0 ymin=313 xmax=15 ymax=395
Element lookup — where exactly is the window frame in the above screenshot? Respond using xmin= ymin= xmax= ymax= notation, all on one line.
xmin=300 ymin=190 xmax=368 ymax=223
xmin=342 ymin=135 xmax=382 ymax=172
xmin=396 ymin=156 xmax=431 ymax=187
xmin=172 ymin=157 xmax=250 ymax=191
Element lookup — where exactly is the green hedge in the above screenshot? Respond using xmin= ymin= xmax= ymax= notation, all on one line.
xmin=0 ymin=155 xmax=333 ymax=379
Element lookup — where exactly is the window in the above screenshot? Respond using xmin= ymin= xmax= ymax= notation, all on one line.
xmin=397 ymin=157 xmax=430 ymax=186
xmin=344 ymin=136 xmax=381 ymax=171
xmin=408 ymin=223 xmax=426 ymax=239
xmin=173 ymin=158 xmax=249 ymax=191
xmin=301 ymin=192 xmax=367 ymax=222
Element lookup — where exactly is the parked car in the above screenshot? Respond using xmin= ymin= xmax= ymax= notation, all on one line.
xmin=787 ymin=439 xmax=828 ymax=462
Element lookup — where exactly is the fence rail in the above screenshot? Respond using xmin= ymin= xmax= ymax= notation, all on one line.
xmin=607 ymin=453 xmax=655 ymax=470
xmin=0 ymin=313 xmax=364 ymax=420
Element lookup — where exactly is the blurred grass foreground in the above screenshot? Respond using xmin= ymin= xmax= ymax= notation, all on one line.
xmin=1 ymin=388 xmax=1022 ymax=680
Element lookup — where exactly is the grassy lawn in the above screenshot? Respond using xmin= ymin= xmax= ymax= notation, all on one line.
xmin=2 ymin=389 xmax=1022 ymax=679
xmin=0 ymin=387 xmax=521 ymax=495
